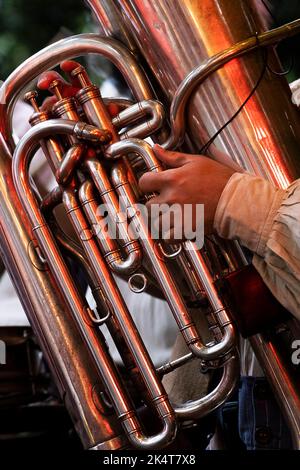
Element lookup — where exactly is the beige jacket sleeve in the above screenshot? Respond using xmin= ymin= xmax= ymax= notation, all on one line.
xmin=214 ymin=172 xmax=300 ymax=320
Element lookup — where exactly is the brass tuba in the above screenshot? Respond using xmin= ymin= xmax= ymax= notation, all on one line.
xmin=0 ymin=0 xmax=300 ymax=449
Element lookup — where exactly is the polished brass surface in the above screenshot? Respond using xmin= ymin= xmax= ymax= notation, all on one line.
xmin=115 ymin=0 xmax=300 ymax=447
xmin=0 ymin=133 xmax=125 ymax=450
xmin=116 ymin=0 xmax=300 ymax=186
xmin=0 ymin=0 xmax=299 ymax=450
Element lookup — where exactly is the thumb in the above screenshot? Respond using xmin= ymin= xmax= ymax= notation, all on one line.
xmin=153 ymin=144 xmax=189 ymax=168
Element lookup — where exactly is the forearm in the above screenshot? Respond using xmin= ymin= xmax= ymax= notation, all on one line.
xmin=214 ymin=173 xmax=300 ymax=319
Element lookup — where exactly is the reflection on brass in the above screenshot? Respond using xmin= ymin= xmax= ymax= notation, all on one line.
xmin=0 ymin=0 xmax=299 ymax=449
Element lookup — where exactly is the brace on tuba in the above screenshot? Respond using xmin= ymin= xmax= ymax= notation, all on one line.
xmin=0 ymin=0 xmax=300 ymax=449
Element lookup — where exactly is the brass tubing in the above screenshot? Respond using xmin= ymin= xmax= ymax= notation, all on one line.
xmin=163 ymin=20 xmax=300 ymax=149
xmin=56 ymin=144 xmax=86 ymax=185
xmin=107 ymin=138 xmax=236 ymax=359
xmin=173 ymin=355 xmax=239 ymax=419
xmin=109 ymin=157 xmax=239 ymax=418
xmin=79 ymin=180 xmax=140 ymax=275
xmin=0 ymin=34 xmax=153 ymax=153
xmin=13 ymin=119 xmax=177 ymax=450
xmin=0 ymin=136 xmax=124 ymax=449
xmin=56 ymin=66 xmax=143 ymax=273
xmin=85 ymin=157 xmax=142 ymax=273
xmin=63 ymin=187 xmax=177 ymax=449
xmin=51 ymin=213 xmax=144 ymax=388
xmin=112 ymin=100 xmax=165 ymax=140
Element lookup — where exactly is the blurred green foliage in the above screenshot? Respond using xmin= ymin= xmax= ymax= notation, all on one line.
xmin=269 ymin=0 xmax=300 ymax=81
xmin=0 ymin=0 xmax=88 ymax=78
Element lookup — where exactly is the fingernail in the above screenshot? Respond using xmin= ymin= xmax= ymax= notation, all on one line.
xmin=153 ymin=143 xmax=162 ymax=150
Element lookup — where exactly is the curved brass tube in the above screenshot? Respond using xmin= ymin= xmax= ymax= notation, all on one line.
xmin=103 ymin=97 xmax=134 ymax=110
xmin=106 ymin=138 xmax=236 ymax=360
xmin=173 ymin=354 xmax=239 ymax=420
xmin=112 ymin=100 xmax=165 ymax=140
xmin=12 ymin=118 xmax=177 ymax=450
xmin=3 ymin=2 xmax=300 ymax=450
xmin=0 ymin=33 xmax=153 ymax=152
xmin=163 ymin=19 xmax=300 ymax=149
xmin=63 ymin=187 xmax=177 ymax=449
xmin=79 ymin=179 xmax=141 ymax=275
xmin=85 ymin=157 xmax=142 ymax=273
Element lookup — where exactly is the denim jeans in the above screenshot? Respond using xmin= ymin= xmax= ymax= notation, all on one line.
xmin=238 ymin=376 xmax=292 ymax=449
xmin=217 ymin=376 xmax=293 ymax=449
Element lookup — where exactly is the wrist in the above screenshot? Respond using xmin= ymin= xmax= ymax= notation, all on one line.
xmin=213 ymin=172 xmax=287 ymax=256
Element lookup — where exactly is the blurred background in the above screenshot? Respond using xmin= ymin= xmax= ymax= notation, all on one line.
xmin=0 ymin=0 xmax=299 ymax=81
xmin=0 ymin=0 xmax=87 ymax=78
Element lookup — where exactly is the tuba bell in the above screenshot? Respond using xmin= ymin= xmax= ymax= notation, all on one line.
xmin=0 ymin=0 xmax=300 ymax=449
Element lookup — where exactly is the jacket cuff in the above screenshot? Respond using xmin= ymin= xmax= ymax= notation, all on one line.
xmin=213 ymin=172 xmax=287 ymax=256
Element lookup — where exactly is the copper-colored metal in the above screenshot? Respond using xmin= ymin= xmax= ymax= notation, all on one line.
xmin=106 ymin=138 xmax=236 ymax=360
xmin=12 ymin=118 xmax=177 ymax=449
xmin=0 ymin=0 xmax=299 ymax=451
xmin=0 ymin=130 xmax=125 ymax=450
xmin=24 ymin=91 xmax=40 ymax=112
xmin=113 ymin=100 xmax=165 ymax=140
xmin=49 ymin=79 xmax=63 ymax=100
xmin=71 ymin=65 xmax=92 ymax=88
xmin=0 ymin=33 xmax=153 ymax=154
xmin=115 ymin=0 xmax=300 ymax=447
xmin=116 ymin=1 xmax=300 ymax=184
xmin=163 ymin=20 xmax=300 ymax=152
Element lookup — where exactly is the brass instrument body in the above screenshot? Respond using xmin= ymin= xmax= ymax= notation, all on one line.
xmin=105 ymin=0 xmax=300 ymax=447
xmin=0 ymin=0 xmax=299 ymax=449
xmin=1 ymin=32 xmax=235 ymax=449
xmin=0 ymin=35 xmax=157 ymax=450
xmin=111 ymin=0 xmax=300 ymax=182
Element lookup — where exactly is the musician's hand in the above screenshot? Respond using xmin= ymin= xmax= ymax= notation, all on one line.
xmin=37 ymin=61 xmax=119 ymax=117
xmin=139 ymin=144 xmax=236 ymax=237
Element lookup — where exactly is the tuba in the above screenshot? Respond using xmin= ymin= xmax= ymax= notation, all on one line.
xmin=0 ymin=0 xmax=300 ymax=449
